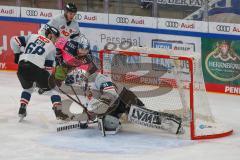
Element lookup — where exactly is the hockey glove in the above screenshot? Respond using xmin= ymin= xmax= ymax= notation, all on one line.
xmin=48 ymin=66 xmax=68 ymax=88
xmin=55 ymin=65 xmax=68 ymax=81
xmin=14 ymin=53 xmax=22 ymax=64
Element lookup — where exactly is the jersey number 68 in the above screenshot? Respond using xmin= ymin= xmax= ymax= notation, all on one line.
xmin=25 ymin=42 xmax=45 ymax=55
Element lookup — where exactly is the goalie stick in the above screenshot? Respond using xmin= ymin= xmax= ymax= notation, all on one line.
xmin=69 ymin=85 xmax=81 ymax=104
xmin=56 ymin=120 xmax=98 ymax=132
xmin=57 ymin=86 xmax=106 ymax=135
xmin=57 ymin=122 xmax=82 ymax=132
xmin=57 ymin=86 xmax=89 ymax=113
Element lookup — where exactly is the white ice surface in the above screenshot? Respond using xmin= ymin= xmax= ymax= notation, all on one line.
xmin=0 ymin=72 xmax=239 ymax=160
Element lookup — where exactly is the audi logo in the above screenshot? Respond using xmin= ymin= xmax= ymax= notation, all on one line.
xmin=74 ymin=14 xmax=82 ymax=20
xmin=116 ymin=17 xmax=129 ymax=24
xmin=25 ymin=10 xmax=38 ymax=16
xmin=165 ymin=21 xmax=179 ymax=28
xmin=216 ymin=25 xmax=231 ymax=32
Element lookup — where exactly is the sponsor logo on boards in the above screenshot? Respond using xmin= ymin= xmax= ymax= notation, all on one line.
xmin=115 ymin=17 xmax=144 ymax=25
xmin=25 ymin=9 xmax=53 ymax=18
xmin=205 ymin=40 xmax=240 ymax=82
xmin=216 ymin=25 xmax=231 ymax=32
xmin=74 ymin=13 xmax=82 ymax=20
xmin=26 ymin=9 xmax=38 ymax=16
xmin=0 ymin=8 xmax=15 ymax=15
xmin=164 ymin=20 xmax=195 ymax=29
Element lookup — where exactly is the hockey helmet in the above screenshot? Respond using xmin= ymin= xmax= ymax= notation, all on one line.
xmin=44 ymin=24 xmax=60 ymax=37
xmin=65 ymin=2 xmax=77 ymax=13
xmin=77 ymin=35 xmax=90 ymax=56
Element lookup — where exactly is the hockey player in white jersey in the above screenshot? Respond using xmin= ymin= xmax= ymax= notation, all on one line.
xmin=39 ymin=2 xmax=80 ymax=40
xmin=10 ymin=25 xmax=69 ymax=121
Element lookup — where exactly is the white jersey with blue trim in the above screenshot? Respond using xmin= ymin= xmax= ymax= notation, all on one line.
xmin=39 ymin=14 xmax=80 ymax=40
xmin=10 ymin=34 xmax=56 ymax=68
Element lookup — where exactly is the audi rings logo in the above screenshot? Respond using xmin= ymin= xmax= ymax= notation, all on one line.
xmin=116 ymin=17 xmax=129 ymax=24
xmin=216 ymin=25 xmax=231 ymax=32
xmin=25 ymin=10 xmax=38 ymax=16
xmin=75 ymin=14 xmax=82 ymax=20
xmin=165 ymin=21 xmax=179 ymax=28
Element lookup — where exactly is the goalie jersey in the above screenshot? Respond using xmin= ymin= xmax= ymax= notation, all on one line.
xmin=10 ymin=34 xmax=56 ymax=68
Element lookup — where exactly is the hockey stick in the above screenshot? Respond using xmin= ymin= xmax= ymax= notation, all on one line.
xmin=57 ymin=122 xmax=81 ymax=132
xmin=69 ymin=85 xmax=81 ymax=104
xmin=57 ymin=86 xmax=88 ymax=111
xmin=58 ymin=86 xmax=107 ymax=135
xmin=72 ymin=85 xmax=107 ymax=136
xmin=57 ymin=86 xmax=99 ymax=123
xmin=57 ymin=120 xmax=98 ymax=132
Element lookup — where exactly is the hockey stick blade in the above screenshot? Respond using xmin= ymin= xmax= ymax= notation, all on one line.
xmin=56 ymin=120 xmax=98 ymax=132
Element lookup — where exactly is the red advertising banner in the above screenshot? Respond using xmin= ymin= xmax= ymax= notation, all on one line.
xmin=0 ymin=21 xmax=40 ymax=70
xmin=206 ymin=83 xmax=240 ymax=95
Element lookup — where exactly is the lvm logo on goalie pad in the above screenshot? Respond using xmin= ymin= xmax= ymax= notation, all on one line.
xmin=128 ymin=105 xmax=182 ymax=134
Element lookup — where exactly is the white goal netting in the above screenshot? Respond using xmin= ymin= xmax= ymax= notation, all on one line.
xmin=97 ymin=47 xmax=233 ymax=140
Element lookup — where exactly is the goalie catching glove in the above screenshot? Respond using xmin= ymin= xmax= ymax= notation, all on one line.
xmin=87 ymin=83 xmax=118 ymax=115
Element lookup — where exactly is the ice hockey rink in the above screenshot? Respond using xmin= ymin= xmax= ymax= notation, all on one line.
xmin=0 ymin=71 xmax=239 ymax=160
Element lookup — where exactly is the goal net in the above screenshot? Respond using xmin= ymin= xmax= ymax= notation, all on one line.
xmin=98 ymin=47 xmax=233 ymax=140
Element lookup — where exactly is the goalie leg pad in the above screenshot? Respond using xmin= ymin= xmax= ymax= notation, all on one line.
xmin=109 ymin=87 xmax=145 ymax=118
xmin=128 ymin=105 xmax=184 ymax=134
xmin=98 ymin=115 xmax=121 ymax=135
xmin=103 ymin=115 xmax=121 ymax=131
xmin=118 ymin=87 xmax=144 ymax=107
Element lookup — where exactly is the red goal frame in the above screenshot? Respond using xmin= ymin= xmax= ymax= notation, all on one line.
xmin=99 ymin=49 xmax=233 ymax=140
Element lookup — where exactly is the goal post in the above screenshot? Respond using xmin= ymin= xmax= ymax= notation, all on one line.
xmin=98 ymin=47 xmax=233 ymax=140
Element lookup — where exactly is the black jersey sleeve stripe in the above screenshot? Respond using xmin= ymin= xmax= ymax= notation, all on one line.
xmin=18 ymin=36 xmax=27 ymax=47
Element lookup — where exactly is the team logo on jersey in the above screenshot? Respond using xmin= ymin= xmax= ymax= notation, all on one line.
xmin=59 ymin=25 xmax=76 ymax=37
xmin=61 ymin=30 xmax=70 ymax=37
xmin=37 ymin=36 xmax=50 ymax=43
xmin=66 ymin=41 xmax=77 ymax=49
xmin=205 ymin=40 xmax=240 ymax=82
